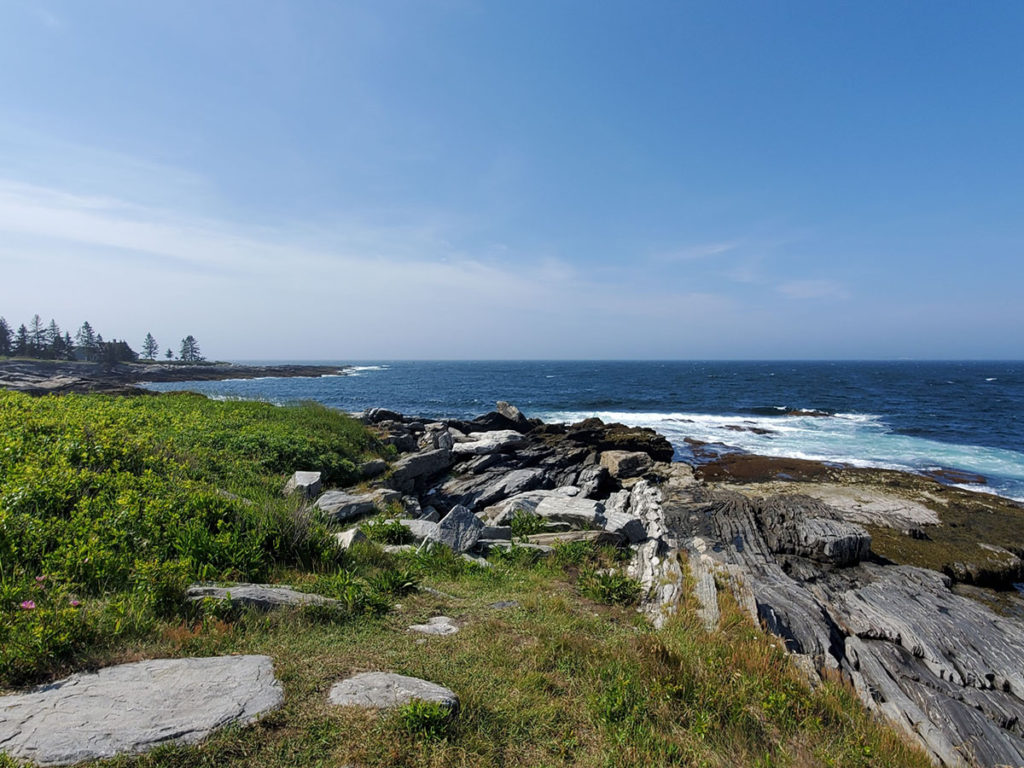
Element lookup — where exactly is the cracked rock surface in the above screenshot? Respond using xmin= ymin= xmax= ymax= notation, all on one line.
xmin=0 ymin=655 xmax=282 ymax=766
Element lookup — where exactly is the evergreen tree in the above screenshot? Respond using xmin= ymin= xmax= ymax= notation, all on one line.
xmin=14 ymin=325 xmax=29 ymax=356
xmin=179 ymin=335 xmax=203 ymax=363
xmin=45 ymin=320 xmax=62 ymax=360
xmin=165 ymin=348 xmax=174 ymax=360
xmin=62 ymin=332 xmax=75 ymax=361
xmin=97 ymin=339 xmax=138 ymax=363
xmin=28 ymin=315 xmax=46 ymax=356
xmin=0 ymin=317 xmax=11 ymax=356
xmin=142 ymin=332 xmax=159 ymax=360
xmin=76 ymin=322 xmax=98 ymax=361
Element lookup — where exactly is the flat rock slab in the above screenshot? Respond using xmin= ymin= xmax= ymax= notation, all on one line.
xmin=186 ymin=583 xmax=338 ymax=610
xmin=0 ymin=655 xmax=282 ymax=766
xmin=409 ymin=616 xmax=460 ymax=635
xmin=329 ymin=672 xmax=459 ymax=711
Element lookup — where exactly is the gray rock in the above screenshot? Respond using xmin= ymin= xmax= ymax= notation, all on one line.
xmin=399 ymin=518 xmax=440 ymax=542
xmin=363 ymin=407 xmax=404 ymax=424
xmin=489 ymin=600 xmax=520 ymax=610
xmin=420 ymin=505 xmax=441 ymax=522
xmin=496 ymin=401 xmax=530 ymax=428
xmin=282 ymin=471 xmax=322 ymax=498
xmin=360 ymin=459 xmax=388 ymax=479
xmin=328 ymin=672 xmax=458 ymax=712
xmin=463 ymin=467 xmax=546 ymax=509
xmin=535 ymin=494 xmax=604 ymax=527
xmin=452 ymin=430 xmax=527 ymax=456
xmin=385 ymin=448 xmax=453 ymax=492
xmin=435 ymin=505 xmax=484 ymax=553
xmin=599 ymin=450 xmax=654 ymax=479
xmin=575 ymin=465 xmax=608 ymax=497
xmin=409 ymin=615 xmax=460 ymax=635
xmin=601 ymin=511 xmax=647 ymax=543
xmin=0 ymin=656 xmax=282 ymax=766
xmin=315 ymin=488 xmax=398 ymax=523
xmin=186 ymin=583 xmax=338 ymax=610
xmin=334 ymin=527 xmax=368 ymax=550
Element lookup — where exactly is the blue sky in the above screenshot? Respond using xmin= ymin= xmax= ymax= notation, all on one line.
xmin=0 ymin=1 xmax=1021 ymax=359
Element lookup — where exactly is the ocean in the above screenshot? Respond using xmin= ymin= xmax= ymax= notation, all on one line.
xmin=142 ymin=360 xmax=1024 ymax=502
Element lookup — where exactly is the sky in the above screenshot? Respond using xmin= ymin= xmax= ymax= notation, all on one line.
xmin=0 ymin=1 xmax=1022 ymax=360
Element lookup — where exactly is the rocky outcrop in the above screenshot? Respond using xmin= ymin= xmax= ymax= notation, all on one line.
xmin=0 ymin=656 xmax=282 ymax=766
xmin=304 ymin=401 xmax=1024 ymax=767
xmin=666 ymin=489 xmax=1024 ymax=767
xmin=0 ymin=360 xmax=346 ymax=396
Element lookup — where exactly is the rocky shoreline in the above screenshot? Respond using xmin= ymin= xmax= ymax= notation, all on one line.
xmin=308 ymin=402 xmax=1024 ymax=767
xmin=0 ymin=359 xmax=346 ymax=395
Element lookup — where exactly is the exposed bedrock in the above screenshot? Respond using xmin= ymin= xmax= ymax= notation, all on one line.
xmin=325 ymin=403 xmax=1024 ymax=767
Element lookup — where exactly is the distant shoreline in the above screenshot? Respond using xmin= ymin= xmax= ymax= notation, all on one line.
xmin=0 ymin=358 xmax=348 ymax=395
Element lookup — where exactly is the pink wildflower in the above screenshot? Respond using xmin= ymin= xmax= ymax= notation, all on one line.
xmin=35 ymin=575 xmax=46 ymax=584
xmin=69 ymin=599 xmax=81 ymax=608
xmin=20 ymin=600 xmax=36 ymax=610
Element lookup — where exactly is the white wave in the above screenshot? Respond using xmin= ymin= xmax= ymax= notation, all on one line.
xmin=538 ymin=408 xmax=1024 ymax=500
xmin=986 ymin=377 xmax=998 ymax=382
xmin=349 ymin=365 xmax=389 ymax=372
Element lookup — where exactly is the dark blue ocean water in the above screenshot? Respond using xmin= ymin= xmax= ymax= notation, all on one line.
xmin=144 ymin=361 xmax=1024 ymax=501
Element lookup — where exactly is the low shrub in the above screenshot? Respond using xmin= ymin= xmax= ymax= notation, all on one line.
xmin=578 ymin=568 xmax=642 ymax=606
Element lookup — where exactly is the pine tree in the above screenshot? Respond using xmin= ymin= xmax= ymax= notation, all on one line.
xmin=28 ymin=315 xmax=46 ymax=356
xmin=165 ymin=348 xmax=174 ymax=360
xmin=0 ymin=317 xmax=12 ymax=356
xmin=14 ymin=325 xmax=29 ymax=356
xmin=179 ymin=335 xmax=203 ymax=363
xmin=45 ymin=320 xmax=62 ymax=360
xmin=76 ymin=322 xmax=98 ymax=361
xmin=142 ymin=332 xmax=159 ymax=360
xmin=62 ymin=332 xmax=75 ymax=361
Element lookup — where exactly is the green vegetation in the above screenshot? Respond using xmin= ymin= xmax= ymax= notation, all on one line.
xmin=0 ymin=390 xmax=386 ymax=684
xmin=0 ymin=391 xmax=931 ymax=767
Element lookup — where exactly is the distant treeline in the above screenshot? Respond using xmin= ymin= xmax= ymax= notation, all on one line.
xmin=0 ymin=315 xmax=203 ymax=363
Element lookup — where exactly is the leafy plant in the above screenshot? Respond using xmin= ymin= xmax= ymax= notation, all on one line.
xmin=396 ymin=699 xmax=455 ymax=740
xmin=509 ymin=509 xmax=547 ymax=539
xmin=361 ymin=517 xmax=412 ymax=545
xmin=578 ymin=568 xmax=642 ymax=606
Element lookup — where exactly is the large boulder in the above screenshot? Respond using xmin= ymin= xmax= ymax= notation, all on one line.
xmin=329 ymin=672 xmax=459 ymax=712
xmin=399 ymin=518 xmax=441 ymax=542
xmin=0 ymin=656 xmax=282 ymax=766
xmin=496 ymin=401 xmax=531 ymax=430
xmin=315 ymin=488 xmax=399 ymax=523
xmin=282 ymin=471 xmax=322 ymax=498
xmin=385 ymin=448 xmax=453 ymax=492
xmin=599 ymin=451 xmax=653 ymax=479
xmin=452 ymin=430 xmax=528 ymax=456
xmin=461 ymin=467 xmax=546 ymax=509
xmin=334 ymin=527 xmax=368 ymax=550
xmin=434 ymin=505 xmax=484 ymax=553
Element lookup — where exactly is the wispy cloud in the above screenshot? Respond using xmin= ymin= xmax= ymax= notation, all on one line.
xmin=0 ymin=176 xmax=742 ymax=358
xmin=777 ymin=279 xmax=850 ymax=300
xmin=654 ymin=240 xmax=742 ymax=262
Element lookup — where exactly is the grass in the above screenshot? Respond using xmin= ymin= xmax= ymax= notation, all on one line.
xmin=0 ymin=391 xmax=933 ymax=767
